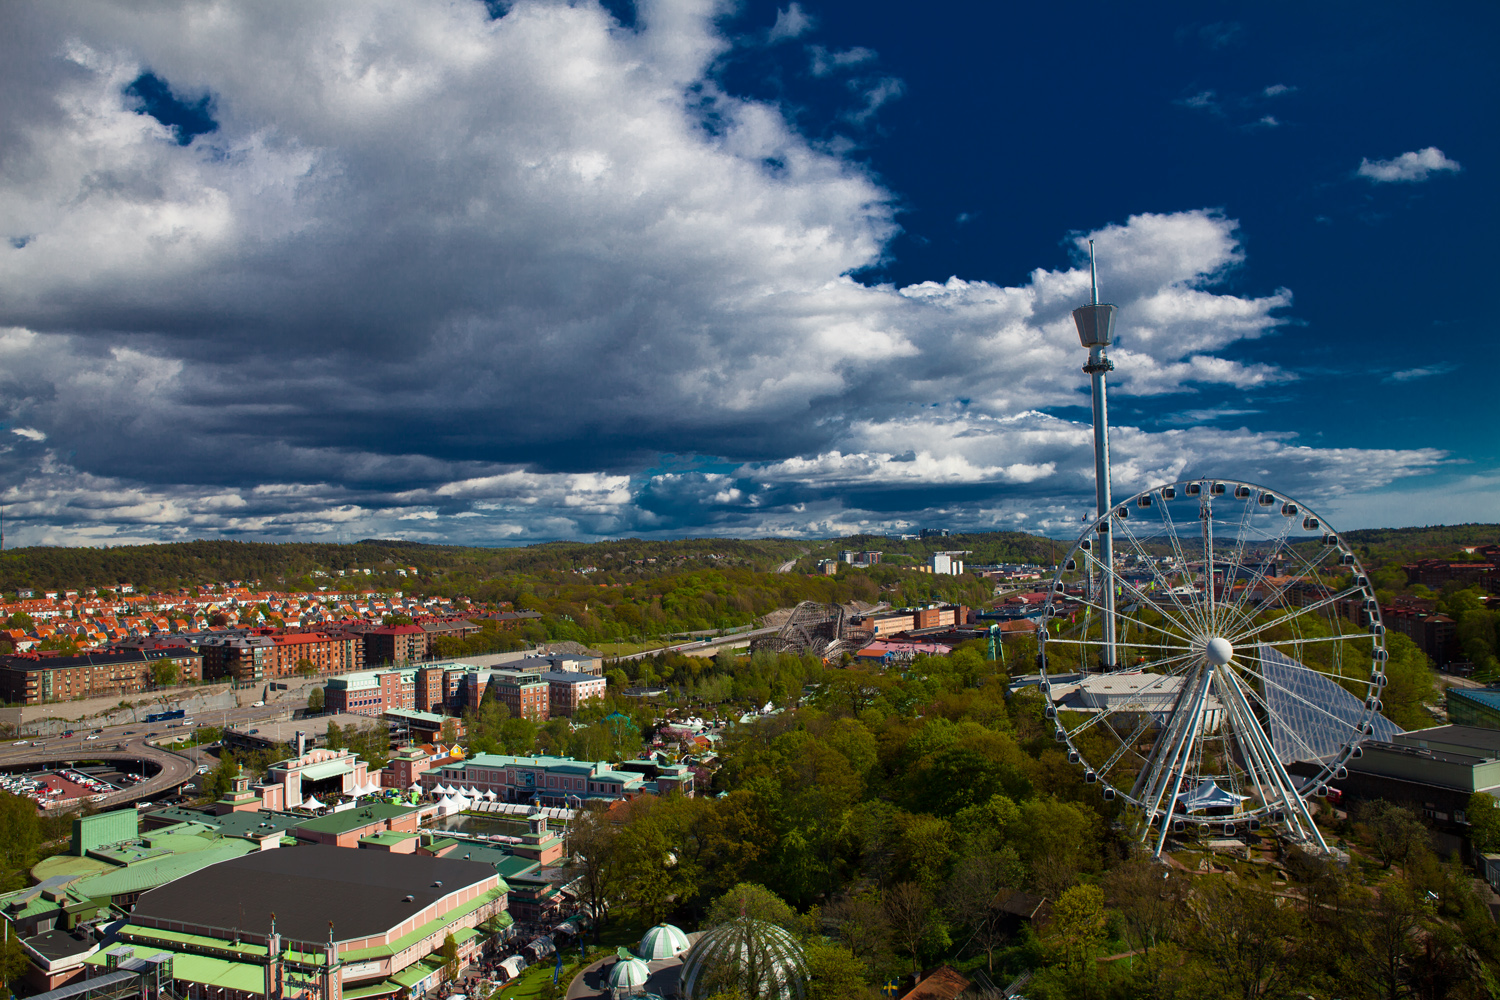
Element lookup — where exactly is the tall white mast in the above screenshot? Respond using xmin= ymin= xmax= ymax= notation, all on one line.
xmin=1072 ymin=240 xmax=1118 ymax=668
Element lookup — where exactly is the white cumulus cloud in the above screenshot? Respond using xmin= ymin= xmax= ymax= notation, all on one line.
xmin=1357 ymin=146 xmax=1461 ymax=183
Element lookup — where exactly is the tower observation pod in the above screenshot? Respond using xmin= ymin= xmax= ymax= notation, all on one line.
xmin=1072 ymin=241 xmax=1119 ymax=669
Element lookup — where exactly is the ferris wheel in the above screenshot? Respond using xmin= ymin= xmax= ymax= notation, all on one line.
xmin=1037 ymin=478 xmax=1394 ymax=856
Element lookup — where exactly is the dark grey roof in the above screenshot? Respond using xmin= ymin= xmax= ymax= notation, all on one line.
xmin=25 ymin=928 xmax=96 ymax=961
xmin=1395 ymin=725 xmax=1500 ymax=755
xmin=131 ymin=844 xmax=496 ymax=945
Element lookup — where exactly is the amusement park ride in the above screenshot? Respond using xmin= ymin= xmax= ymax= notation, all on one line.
xmin=1040 ymin=243 xmax=1394 ymax=857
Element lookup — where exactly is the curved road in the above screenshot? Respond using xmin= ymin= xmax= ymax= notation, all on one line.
xmin=0 ymin=737 xmax=197 ymax=810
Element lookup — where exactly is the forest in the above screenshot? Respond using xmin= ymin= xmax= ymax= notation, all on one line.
xmin=566 ymin=644 xmax=1500 ymax=1000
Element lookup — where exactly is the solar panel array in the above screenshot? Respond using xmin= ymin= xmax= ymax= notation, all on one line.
xmin=1256 ymin=644 xmax=1402 ymax=763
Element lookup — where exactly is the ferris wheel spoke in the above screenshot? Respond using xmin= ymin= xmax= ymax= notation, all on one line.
xmin=1207 ymin=496 xmax=1259 ymax=631
xmin=1110 ymin=516 xmax=1205 ymax=634
xmin=1098 ymin=714 xmax=1154 ymax=779
xmin=1221 ymin=509 xmax=1297 ymax=631
xmin=1227 ymin=655 xmax=1372 ymax=732
xmin=1153 ymin=498 xmax=1211 ymax=635
xmin=1229 ymin=585 xmax=1365 ymax=645
xmin=1225 ymin=542 xmax=1343 ymax=635
xmin=1136 ymin=667 xmax=1212 ymax=820
xmin=1151 ymin=673 xmax=1216 ymax=855
xmin=1107 ymin=562 xmax=1207 ymax=641
xmin=1057 ymin=592 xmax=1196 ymax=647
xmin=1226 ymin=665 xmax=1328 ymax=764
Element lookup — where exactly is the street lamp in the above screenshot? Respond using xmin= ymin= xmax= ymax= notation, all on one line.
xmin=1071 ymin=239 xmax=1119 ymax=669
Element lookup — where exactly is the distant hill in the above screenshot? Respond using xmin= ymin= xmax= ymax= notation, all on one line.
xmin=1338 ymin=524 xmax=1500 ymax=569
xmin=0 ymin=523 xmax=1492 ymax=594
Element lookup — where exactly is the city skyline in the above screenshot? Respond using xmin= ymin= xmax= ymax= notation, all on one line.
xmin=0 ymin=1 xmax=1493 ymax=547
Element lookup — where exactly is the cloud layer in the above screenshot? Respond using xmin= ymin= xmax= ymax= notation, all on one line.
xmin=0 ymin=0 xmax=1456 ymax=545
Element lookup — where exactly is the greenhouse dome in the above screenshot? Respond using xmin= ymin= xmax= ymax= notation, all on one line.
xmin=637 ymin=923 xmax=691 ymax=960
xmin=606 ymin=948 xmax=651 ymax=993
xmin=678 ymin=917 xmax=807 ymax=1000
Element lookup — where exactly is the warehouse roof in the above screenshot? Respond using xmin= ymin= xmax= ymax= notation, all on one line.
xmin=131 ymin=845 xmax=497 ymax=945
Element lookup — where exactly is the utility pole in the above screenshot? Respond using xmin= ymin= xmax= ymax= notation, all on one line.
xmin=1071 ymin=241 xmax=1119 ymax=669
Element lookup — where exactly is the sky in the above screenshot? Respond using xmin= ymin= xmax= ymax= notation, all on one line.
xmin=0 ymin=0 xmax=1494 ymax=548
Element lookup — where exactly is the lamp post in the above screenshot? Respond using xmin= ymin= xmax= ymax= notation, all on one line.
xmin=1071 ymin=240 xmax=1118 ymax=669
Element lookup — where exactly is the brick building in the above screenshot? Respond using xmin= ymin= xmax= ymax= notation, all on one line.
xmin=0 ymin=648 xmax=203 ymax=704
xmin=1383 ymin=604 xmax=1459 ymax=667
xmin=492 ymin=675 xmax=549 ymax=722
xmin=324 ymin=668 xmax=416 ymax=716
xmin=1404 ymin=556 xmax=1499 ymax=594
xmin=362 ymin=624 xmax=426 ymax=667
xmin=541 ymin=671 xmax=607 ymax=717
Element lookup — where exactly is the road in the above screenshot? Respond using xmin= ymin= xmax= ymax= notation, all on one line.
xmin=610 ymin=627 xmax=779 ymax=662
xmin=0 ymin=736 xmax=198 ymax=809
xmin=18 ymin=698 xmax=310 ymax=740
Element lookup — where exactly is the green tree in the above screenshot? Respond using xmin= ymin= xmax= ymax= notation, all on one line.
xmin=1468 ymin=792 xmax=1500 ymax=854
xmin=440 ymin=932 xmax=458 ymax=982
xmin=150 ymin=659 xmax=180 ymax=688
xmin=325 ymin=721 xmax=344 ymax=750
xmin=1013 ymin=797 xmax=1099 ymax=899
xmin=4 ymin=612 xmax=34 ymax=630
xmin=1357 ymin=800 xmax=1429 ymax=870
xmin=705 ymin=882 xmax=801 ymax=932
xmin=567 ymin=803 xmax=620 ymax=942
xmin=0 ymin=793 xmax=42 ymax=891
xmin=1048 ymin=884 xmax=1106 ymax=973
xmin=295 ymin=658 xmax=317 ymax=675
xmin=1188 ymin=880 xmax=1306 ymax=1000
xmin=201 ymin=753 xmax=239 ymax=802
xmin=804 ymin=941 xmax=867 ymax=1000
xmin=307 ymin=687 xmax=325 ymax=713
xmin=0 ymin=919 xmax=30 ymax=992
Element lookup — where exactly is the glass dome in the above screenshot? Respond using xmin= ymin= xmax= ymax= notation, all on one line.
xmin=678 ymin=917 xmax=807 ymax=1000
xmin=607 ymin=950 xmax=651 ymax=991
xmin=638 ymin=923 xmax=690 ymax=960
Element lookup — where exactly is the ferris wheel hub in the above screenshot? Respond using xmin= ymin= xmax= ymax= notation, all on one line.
xmin=1205 ymin=636 xmax=1234 ymax=666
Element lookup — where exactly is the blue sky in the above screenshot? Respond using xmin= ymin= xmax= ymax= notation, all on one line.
xmin=0 ymin=0 xmax=1493 ymax=546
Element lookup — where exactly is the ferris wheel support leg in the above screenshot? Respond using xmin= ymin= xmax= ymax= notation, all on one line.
xmin=1219 ymin=665 xmax=1330 ymax=853
xmin=1134 ymin=667 xmax=1213 ymax=857
xmin=1211 ymin=669 xmax=1280 ymax=826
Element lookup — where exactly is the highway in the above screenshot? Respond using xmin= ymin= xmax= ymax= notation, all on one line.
xmin=19 ymin=695 xmax=312 ymax=740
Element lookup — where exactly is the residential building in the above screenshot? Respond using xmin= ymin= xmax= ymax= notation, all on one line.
xmin=929 ymin=552 xmax=965 ymax=575
xmin=1382 ymin=604 xmax=1459 ymax=667
xmin=1404 ymin=557 xmax=1499 ymax=594
xmin=541 ymin=671 xmax=607 ymax=716
xmin=362 ymin=624 xmax=426 ymax=667
xmin=0 ymin=648 xmax=203 ymax=704
xmin=491 ymin=674 xmax=549 ymax=722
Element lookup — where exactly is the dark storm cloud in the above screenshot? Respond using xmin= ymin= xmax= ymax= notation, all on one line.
xmin=0 ymin=0 xmax=1447 ymax=545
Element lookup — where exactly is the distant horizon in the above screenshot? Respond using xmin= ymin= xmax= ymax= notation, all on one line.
xmin=2 ymin=519 xmax=1497 ymax=554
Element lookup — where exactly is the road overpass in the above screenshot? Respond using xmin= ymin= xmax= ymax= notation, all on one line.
xmin=0 ymin=738 xmax=198 ymax=811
